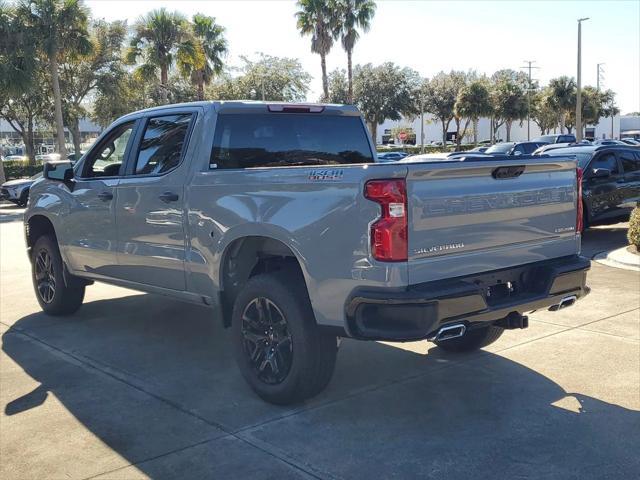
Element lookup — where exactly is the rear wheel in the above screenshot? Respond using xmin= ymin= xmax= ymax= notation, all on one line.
xmin=435 ymin=324 xmax=504 ymax=353
xmin=231 ymin=270 xmax=337 ymax=405
xmin=31 ymin=235 xmax=85 ymax=315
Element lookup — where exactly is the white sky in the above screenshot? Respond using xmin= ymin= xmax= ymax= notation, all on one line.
xmin=86 ymin=0 xmax=640 ymax=113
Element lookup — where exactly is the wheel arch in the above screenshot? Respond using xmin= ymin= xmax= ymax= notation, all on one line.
xmin=218 ymin=235 xmax=310 ymax=328
xmin=26 ymin=214 xmax=58 ymax=251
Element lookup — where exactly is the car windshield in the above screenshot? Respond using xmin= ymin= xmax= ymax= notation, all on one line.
xmin=29 ymin=172 xmax=43 ymax=180
xmin=485 ymin=143 xmax=514 ymax=153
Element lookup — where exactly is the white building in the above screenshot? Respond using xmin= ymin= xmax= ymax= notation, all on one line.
xmin=377 ymin=114 xmax=622 ymax=145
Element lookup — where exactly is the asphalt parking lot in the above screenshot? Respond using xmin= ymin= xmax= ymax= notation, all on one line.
xmin=1 ymin=203 xmax=639 ymax=480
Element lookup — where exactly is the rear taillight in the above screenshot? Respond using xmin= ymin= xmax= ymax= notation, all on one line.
xmin=576 ymin=167 xmax=584 ymax=233
xmin=364 ymin=179 xmax=408 ymax=262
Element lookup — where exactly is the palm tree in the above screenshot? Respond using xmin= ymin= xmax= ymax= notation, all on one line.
xmin=18 ymin=0 xmax=91 ymax=158
xmin=179 ymin=14 xmax=227 ymax=101
xmin=548 ymin=76 xmax=576 ymax=134
xmin=335 ymin=0 xmax=376 ymax=103
xmin=126 ymin=9 xmax=195 ymax=104
xmin=296 ymin=0 xmax=337 ymax=100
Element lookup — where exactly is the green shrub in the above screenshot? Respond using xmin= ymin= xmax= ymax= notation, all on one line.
xmin=628 ymin=206 xmax=640 ymax=248
xmin=377 ymin=144 xmax=478 ymax=155
xmin=3 ymin=161 xmax=42 ymax=181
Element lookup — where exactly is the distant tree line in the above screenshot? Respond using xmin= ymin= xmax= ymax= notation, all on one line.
xmin=325 ymin=67 xmax=620 ymax=147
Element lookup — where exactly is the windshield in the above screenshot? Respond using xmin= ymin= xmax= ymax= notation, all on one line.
xmin=486 ymin=143 xmax=514 ymax=154
xmin=29 ymin=172 xmax=43 ymax=180
xmin=211 ymin=113 xmax=374 ymax=168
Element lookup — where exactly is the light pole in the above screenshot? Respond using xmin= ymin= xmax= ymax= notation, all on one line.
xmin=521 ymin=60 xmax=538 ymax=141
xmin=596 ymin=63 xmax=605 ymax=91
xmin=576 ymin=17 xmax=589 ymax=142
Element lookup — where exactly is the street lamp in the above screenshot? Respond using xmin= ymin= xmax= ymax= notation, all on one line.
xmin=576 ymin=17 xmax=589 ymax=142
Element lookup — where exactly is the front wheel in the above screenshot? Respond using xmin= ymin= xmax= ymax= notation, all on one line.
xmin=31 ymin=235 xmax=85 ymax=315
xmin=231 ymin=270 xmax=337 ymax=405
xmin=434 ymin=324 xmax=504 ymax=353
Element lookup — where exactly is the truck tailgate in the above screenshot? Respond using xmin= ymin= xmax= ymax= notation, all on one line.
xmin=406 ymin=158 xmax=580 ymax=284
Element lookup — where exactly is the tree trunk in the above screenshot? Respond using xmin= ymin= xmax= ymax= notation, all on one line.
xmin=197 ymin=72 xmax=205 ymax=101
xmin=0 ymin=158 xmax=5 ymax=184
xmin=71 ymin=119 xmax=81 ymax=159
xmin=320 ymin=53 xmax=328 ymax=101
xmin=347 ymin=49 xmax=353 ymax=104
xmin=368 ymin=120 xmax=377 ymax=145
xmin=506 ymin=120 xmax=512 ymax=142
xmin=25 ymin=120 xmax=36 ymax=166
xmin=49 ymin=54 xmax=67 ymax=158
xmin=490 ymin=117 xmax=494 ymax=144
xmin=454 ymin=117 xmax=461 ymax=149
xmin=559 ymin=114 xmax=565 ymax=134
xmin=473 ymin=118 xmax=478 ymax=144
xmin=441 ymin=119 xmax=447 ymax=146
xmin=161 ymin=65 xmax=169 ymax=104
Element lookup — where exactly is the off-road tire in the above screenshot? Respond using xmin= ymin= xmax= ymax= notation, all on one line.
xmin=231 ymin=270 xmax=337 ymax=405
xmin=31 ymin=235 xmax=85 ymax=315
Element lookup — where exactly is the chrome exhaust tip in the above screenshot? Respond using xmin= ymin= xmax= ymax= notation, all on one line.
xmin=548 ymin=295 xmax=578 ymax=312
xmin=433 ymin=323 xmax=466 ymax=342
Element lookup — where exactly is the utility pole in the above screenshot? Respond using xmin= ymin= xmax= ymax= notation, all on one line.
xmin=596 ymin=63 xmax=605 ymax=91
xmin=576 ymin=17 xmax=589 ymax=142
xmin=521 ymin=60 xmax=538 ymax=141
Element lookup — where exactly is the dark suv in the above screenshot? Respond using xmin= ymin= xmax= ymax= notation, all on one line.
xmin=542 ymin=145 xmax=640 ymax=227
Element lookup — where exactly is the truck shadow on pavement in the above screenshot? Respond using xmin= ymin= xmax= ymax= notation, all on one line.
xmin=3 ymin=293 xmax=640 ymax=479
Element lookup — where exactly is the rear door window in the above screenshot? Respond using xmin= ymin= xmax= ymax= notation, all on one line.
xmin=591 ymin=152 xmax=619 ymax=174
xmin=133 ymin=114 xmax=193 ymax=175
xmin=210 ymin=113 xmax=374 ymax=169
xmin=620 ymin=150 xmax=640 ymax=174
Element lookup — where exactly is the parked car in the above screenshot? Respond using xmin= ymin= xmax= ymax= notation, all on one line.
xmin=468 ymin=146 xmax=489 ymax=153
xmin=541 ymin=145 xmax=640 ymax=228
xmin=532 ymin=142 xmax=591 ymax=155
xmin=376 ymin=151 xmax=408 ymax=162
xmin=621 ymin=138 xmax=640 ymax=146
xmin=593 ymin=139 xmax=627 ymax=146
xmin=0 ymin=172 xmax=42 ymax=207
xmin=484 ymin=141 xmax=549 ymax=156
xmin=4 ymin=154 xmax=27 ymax=162
xmin=25 ymin=101 xmax=590 ymax=404
xmin=532 ymin=134 xmax=577 ymax=144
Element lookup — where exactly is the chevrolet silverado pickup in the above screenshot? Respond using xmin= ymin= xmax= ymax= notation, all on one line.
xmin=24 ymin=101 xmax=590 ymax=404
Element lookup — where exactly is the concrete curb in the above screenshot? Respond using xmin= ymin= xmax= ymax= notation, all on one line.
xmin=594 ymin=246 xmax=640 ymax=271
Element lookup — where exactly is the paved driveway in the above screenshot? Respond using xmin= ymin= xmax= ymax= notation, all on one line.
xmin=1 ymin=204 xmax=638 ymax=479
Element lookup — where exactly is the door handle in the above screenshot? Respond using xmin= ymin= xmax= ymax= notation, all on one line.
xmin=97 ymin=191 xmax=113 ymax=201
xmin=159 ymin=191 xmax=179 ymax=203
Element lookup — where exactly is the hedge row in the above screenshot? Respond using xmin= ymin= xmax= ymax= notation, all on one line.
xmin=2 ymin=161 xmax=43 ymax=181
xmin=628 ymin=206 xmax=640 ymax=248
xmin=376 ymin=144 xmax=478 ymax=154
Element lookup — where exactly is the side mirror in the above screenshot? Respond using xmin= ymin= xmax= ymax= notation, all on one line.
xmin=44 ymin=161 xmax=74 ymax=182
xmin=592 ymin=167 xmax=611 ymax=179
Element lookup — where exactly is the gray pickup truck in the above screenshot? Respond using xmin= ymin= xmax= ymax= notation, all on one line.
xmin=24 ymin=101 xmax=590 ymax=404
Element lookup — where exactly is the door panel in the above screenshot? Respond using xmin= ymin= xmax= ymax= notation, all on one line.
xmin=63 ymin=121 xmax=135 ymax=275
xmin=114 ymin=112 xmax=196 ymax=291
xmin=64 ymin=178 xmax=119 ymax=275
xmin=586 ymin=152 xmax=625 ymax=220
xmin=618 ymin=150 xmax=640 ymax=210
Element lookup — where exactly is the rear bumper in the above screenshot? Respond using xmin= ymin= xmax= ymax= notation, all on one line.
xmin=345 ymin=255 xmax=590 ymax=341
